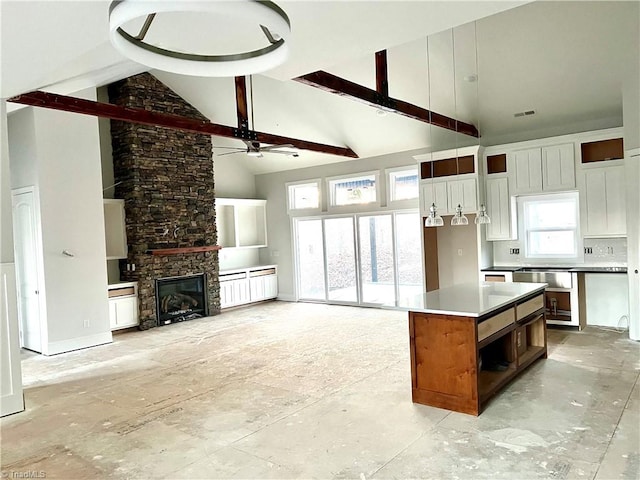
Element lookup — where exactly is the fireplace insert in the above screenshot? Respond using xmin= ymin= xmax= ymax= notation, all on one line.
xmin=155 ymin=274 xmax=208 ymax=326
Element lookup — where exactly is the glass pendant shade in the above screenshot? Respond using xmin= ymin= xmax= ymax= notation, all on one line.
xmin=475 ymin=204 xmax=491 ymax=225
xmin=425 ymin=203 xmax=444 ymax=227
xmin=451 ymin=204 xmax=469 ymax=226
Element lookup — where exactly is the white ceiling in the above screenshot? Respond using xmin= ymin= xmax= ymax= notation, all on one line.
xmin=1 ymin=1 xmax=638 ymax=175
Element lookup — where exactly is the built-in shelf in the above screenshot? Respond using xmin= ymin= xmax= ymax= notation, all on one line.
xmin=420 ymin=155 xmax=475 ymax=179
xmin=486 ymin=154 xmax=507 ymax=174
xmin=146 ymin=245 xmax=222 ymax=255
xmin=581 ymin=138 xmax=624 ymax=163
xmin=216 ymin=198 xmax=267 ymax=249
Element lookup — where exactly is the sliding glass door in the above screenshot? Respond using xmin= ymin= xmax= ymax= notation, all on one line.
xmin=294 ymin=211 xmax=422 ymax=306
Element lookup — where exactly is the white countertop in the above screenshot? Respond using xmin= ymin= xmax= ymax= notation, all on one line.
xmin=219 ymin=264 xmax=277 ymax=275
xmin=108 ymin=281 xmax=137 ymax=289
xmin=392 ymin=282 xmax=547 ymax=317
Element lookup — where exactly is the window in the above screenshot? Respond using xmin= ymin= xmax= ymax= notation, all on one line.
xmin=287 ymin=181 xmax=320 ymax=211
xmin=387 ymin=167 xmax=419 ymax=202
xmin=518 ymin=192 xmax=580 ymax=258
xmin=328 ymin=173 xmax=378 ymax=207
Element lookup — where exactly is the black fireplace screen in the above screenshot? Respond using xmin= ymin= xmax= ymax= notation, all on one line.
xmin=155 ymin=274 xmax=208 ymax=326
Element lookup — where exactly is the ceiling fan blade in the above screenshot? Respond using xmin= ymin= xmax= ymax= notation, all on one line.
xmin=216 ymin=150 xmax=244 ymax=157
xmin=213 ymin=145 xmax=247 ymax=150
xmin=265 ymin=150 xmax=300 ymax=156
xmin=260 ymin=144 xmax=297 ymax=152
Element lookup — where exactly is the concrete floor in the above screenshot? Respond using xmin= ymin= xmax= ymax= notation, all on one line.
xmin=1 ymin=301 xmax=638 ymax=479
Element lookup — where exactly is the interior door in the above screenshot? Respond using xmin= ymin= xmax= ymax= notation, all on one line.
xmin=12 ymin=189 xmax=43 ymax=353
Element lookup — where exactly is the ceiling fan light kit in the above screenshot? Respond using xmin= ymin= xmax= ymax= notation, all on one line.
xmin=108 ymin=0 xmax=291 ymax=77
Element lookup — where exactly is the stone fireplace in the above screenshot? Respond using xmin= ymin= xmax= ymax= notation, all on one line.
xmin=108 ymin=73 xmax=220 ymax=329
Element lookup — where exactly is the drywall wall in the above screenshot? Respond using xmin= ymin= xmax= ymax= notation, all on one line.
xmin=436 ymin=220 xmax=480 ymax=288
xmin=622 ymin=2 xmax=639 ymax=151
xmin=255 ymin=149 xmax=419 ymax=299
xmin=8 ymin=89 xmax=112 ymax=354
xmin=214 ymin=156 xmax=256 ymax=198
xmin=1 ymin=100 xmax=24 ymax=416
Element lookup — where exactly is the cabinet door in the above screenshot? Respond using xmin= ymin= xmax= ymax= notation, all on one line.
xmin=512 ymin=148 xmax=542 ymax=194
xmin=542 ymin=143 xmax=575 ymax=191
xmin=220 ymin=279 xmax=250 ymax=308
xmin=604 ymin=166 xmax=626 ymax=235
xmin=110 ymin=296 xmax=138 ymax=330
xmin=448 ymin=178 xmax=477 ymax=214
xmin=486 ymin=177 xmax=514 ymax=241
xmin=582 ymin=166 xmax=626 ymax=237
xmin=421 ymin=181 xmax=448 ymax=215
xmin=249 ymin=274 xmax=278 ymax=301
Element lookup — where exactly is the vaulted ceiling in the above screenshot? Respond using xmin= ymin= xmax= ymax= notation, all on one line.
xmin=2 ymin=1 xmax=638 ymax=174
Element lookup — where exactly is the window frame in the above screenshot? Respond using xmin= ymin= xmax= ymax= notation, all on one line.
xmin=386 ymin=165 xmax=419 ymax=207
xmin=517 ymin=191 xmax=582 ymax=260
xmin=286 ymin=178 xmax=322 ymax=214
xmin=326 ymin=171 xmax=380 ymax=212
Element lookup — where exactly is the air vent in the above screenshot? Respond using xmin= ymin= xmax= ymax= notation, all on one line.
xmin=514 ymin=110 xmax=536 ymax=118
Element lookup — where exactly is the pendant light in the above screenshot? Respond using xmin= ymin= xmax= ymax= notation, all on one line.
xmin=450 ymin=28 xmax=468 ymax=227
xmin=424 ymin=35 xmax=444 ymax=228
xmin=473 ymin=21 xmax=491 ymax=226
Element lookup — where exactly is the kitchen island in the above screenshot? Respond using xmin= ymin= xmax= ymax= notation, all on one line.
xmin=399 ymin=282 xmax=547 ymax=416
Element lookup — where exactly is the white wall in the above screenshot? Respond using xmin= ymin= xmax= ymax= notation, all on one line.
xmin=1 ymin=100 xmax=24 ymax=416
xmin=214 ymin=156 xmax=256 ymax=198
xmin=255 ymin=150 xmax=420 ymax=299
xmin=8 ymin=88 xmax=112 ymax=355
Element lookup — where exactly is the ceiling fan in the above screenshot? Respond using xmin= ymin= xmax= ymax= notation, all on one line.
xmin=213 ymin=75 xmax=300 ymax=158
xmin=214 ymin=140 xmax=299 ymax=158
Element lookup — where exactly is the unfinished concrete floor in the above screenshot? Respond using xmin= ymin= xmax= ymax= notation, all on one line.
xmin=1 ymin=301 xmax=639 ymax=479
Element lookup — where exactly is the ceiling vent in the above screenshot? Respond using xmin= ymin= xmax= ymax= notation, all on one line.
xmin=514 ymin=110 xmax=536 ymax=118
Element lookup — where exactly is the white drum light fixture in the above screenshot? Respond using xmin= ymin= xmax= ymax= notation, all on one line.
xmin=108 ymin=0 xmax=291 ymax=77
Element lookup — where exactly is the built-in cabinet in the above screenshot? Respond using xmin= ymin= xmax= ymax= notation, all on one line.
xmin=485 ymin=177 xmax=516 ymax=241
xmin=579 ymin=164 xmax=626 ymax=237
xmin=510 ymin=143 xmax=575 ymax=194
xmin=219 ymin=266 xmax=277 ymax=309
xmin=421 ymin=177 xmax=477 ymax=216
xmin=216 ymin=198 xmax=267 ymax=248
xmin=108 ymin=282 xmax=138 ymax=330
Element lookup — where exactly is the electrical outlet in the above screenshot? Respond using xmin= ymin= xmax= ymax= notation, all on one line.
xmin=83 ymin=319 xmax=90 ymax=328
xmin=509 ymin=248 xmax=520 ymax=255
xmin=607 ymin=246 xmax=614 ymax=254
xmin=585 ymin=247 xmax=593 ymax=254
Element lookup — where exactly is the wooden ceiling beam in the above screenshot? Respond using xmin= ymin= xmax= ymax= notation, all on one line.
xmin=295 ymin=70 xmax=479 ymax=138
xmin=7 ymin=91 xmax=358 ymax=158
xmin=234 ymin=76 xmax=249 ymax=130
xmin=375 ymin=50 xmax=389 ymax=97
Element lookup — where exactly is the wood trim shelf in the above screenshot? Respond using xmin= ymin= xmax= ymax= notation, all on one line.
xmin=146 ymin=246 xmax=222 ymax=255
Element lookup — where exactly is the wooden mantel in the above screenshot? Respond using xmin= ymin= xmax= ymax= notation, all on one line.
xmin=146 ymin=246 xmax=222 ymax=256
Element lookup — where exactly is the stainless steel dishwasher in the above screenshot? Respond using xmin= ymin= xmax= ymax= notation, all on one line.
xmin=513 ymin=268 xmax=580 ymax=327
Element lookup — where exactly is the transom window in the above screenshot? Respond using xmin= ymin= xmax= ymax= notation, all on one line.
xmin=388 ymin=167 xmax=419 ymax=202
xmin=328 ymin=173 xmax=378 ymax=207
xmin=288 ymin=181 xmax=320 ymax=210
xmin=518 ymin=192 xmax=580 ymax=258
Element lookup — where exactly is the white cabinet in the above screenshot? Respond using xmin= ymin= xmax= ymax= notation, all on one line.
xmin=108 ymin=283 xmax=138 ymax=330
xmin=216 ymin=198 xmax=267 ymax=249
xmin=104 ymin=199 xmax=127 ymax=259
xmin=579 ymin=165 xmax=626 ymax=237
xmin=542 ymin=143 xmax=576 ymax=191
xmin=219 ymin=266 xmax=277 ymax=309
xmin=510 ymin=143 xmax=575 ymax=194
xmin=421 ymin=178 xmax=477 ymax=216
xmin=512 ymin=148 xmax=543 ymax=193
xmin=485 ymin=177 xmax=516 ymax=241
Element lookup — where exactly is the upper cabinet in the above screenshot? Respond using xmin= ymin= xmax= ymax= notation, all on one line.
xmin=510 ymin=143 xmax=575 ymax=194
xmin=416 ymin=146 xmax=480 ymax=216
xmin=104 ymin=199 xmax=127 ymax=259
xmin=579 ymin=165 xmax=626 ymax=237
xmin=215 ymin=198 xmax=267 ymax=248
xmin=485 ymin=176 xmax=516 ymax=241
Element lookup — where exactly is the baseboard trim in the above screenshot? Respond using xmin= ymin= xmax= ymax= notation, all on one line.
xmin=276 ymin=293 xmax=296 ymax=302
xmin=45 ymin=331 xmax=113 ymax=356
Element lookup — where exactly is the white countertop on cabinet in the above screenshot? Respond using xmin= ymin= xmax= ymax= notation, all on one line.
xmin=108 ymin=281 xmax=137 ymax=289
xmin=392 ymin=282 xmax=547 ymax=317
xmin=219 ymin=265 xmax=277 ymax=275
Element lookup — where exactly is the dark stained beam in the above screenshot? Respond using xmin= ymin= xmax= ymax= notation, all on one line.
xmin=235 ymin=76 xmax=249 ymax=130
xmin=375 ymin=50 xmax=388 ymax=97
xmin=295 ymin=70 xmax=479 ymax=138
xmin=8 ymin=91 xmax=358 ymax=158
